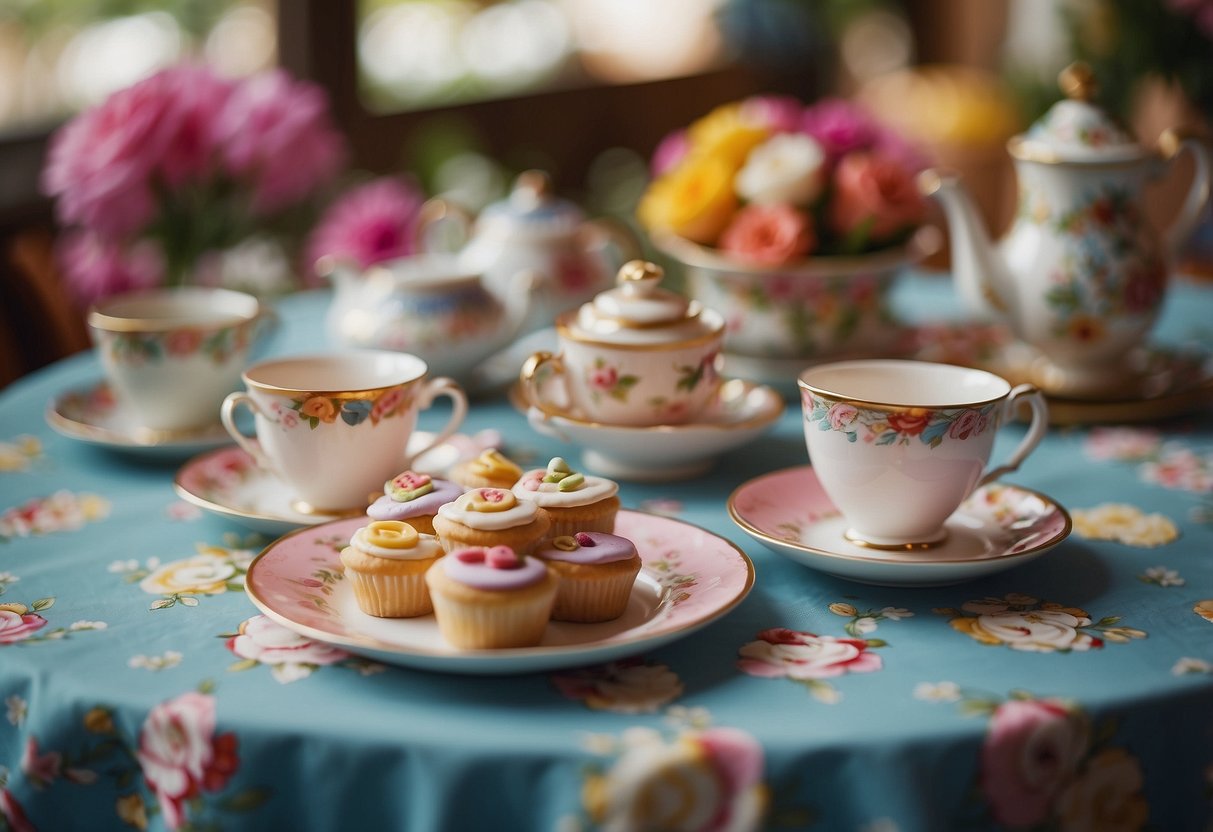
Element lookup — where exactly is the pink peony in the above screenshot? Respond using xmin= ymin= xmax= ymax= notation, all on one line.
xmin=0 ymin=608 xmax=48 ymax=644
xmin=719 ymin=203 xmax=815 ymax=265
xmin=801 ymin=98 xmax=881 ymax=158
xmin=214 ymin=69 xmax=346 ymax=215
xmin=740 ymin=94 xmax=805 ymax=133
xmin=42 ymin=72 xmax=180 ymax=236
xmin=136 ymin=691 xmax=239 ymax=830
xmin=650 ymin=129 xmax=690 ymax=176
xmin=829 ymin=152 xmax=926 ymax=242
xmin=153 ymin=64 xmax=235 ymax=188
xmin=305 ymin=177 xmax=425 ymax=272
xmin=980 ymin=698 xmax=1089 ymax=828
xmin=56 ymin=231 xmax=164 ymax=306
xmin=227 ymin=614 xmax=348 ymax=667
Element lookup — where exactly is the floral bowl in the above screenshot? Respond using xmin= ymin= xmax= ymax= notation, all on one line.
xmin=653 ymin=226 xmax=938 ymax=369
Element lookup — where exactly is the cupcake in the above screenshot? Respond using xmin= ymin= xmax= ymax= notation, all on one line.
xmin=432 ymin=487 xmax=551 ymax=555
xmin=450 ymin=449 xmax=524 ymax=490
xmin=339 ymin=520 xmax=446 ymax=617
xmin=512 ymin=457 xmax=620 ymax=541
xmin=366 ymin=470 xmax=464 ymax=535
xmin=425 ymin=545 xmax=559 ymax=649
xmin=535 ymin=531 xmax=642 ymax=622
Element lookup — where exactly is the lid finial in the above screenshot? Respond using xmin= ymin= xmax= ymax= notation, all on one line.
xmin=1059 ymin=62 xmax=1098 ymax=102
xmin=617 ymin=260 xmax=663 ymax=294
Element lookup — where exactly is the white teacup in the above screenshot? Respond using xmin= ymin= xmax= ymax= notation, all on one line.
xmin=220 ymin=351 xmax=468 ymax=514
xmin=798 ymin=359 xmax=1048 ymax=548
xmin=88 ymin=287 xmax=274 ymax=432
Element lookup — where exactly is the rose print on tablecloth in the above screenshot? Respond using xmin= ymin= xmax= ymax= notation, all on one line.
xmin=1083 ymin=428 xmax=1213 ymax=523
xmin=936 ymin=594 xmax=1146 ymax=652
xmin=0 ymin=491 xmax=110 ymax=542
xmin=0 ymin=597 xmax=107 ymax=646
xmin=921 ymin=685 xmax=1148 ymax=831
xmin=113 ymin=533 xmax=262 ymax=611
xmin=1173 ymin=657 xmax=1212 ymax=675
xmin=550 ymin=659 xmax=684 ymax=714
xmin=828 ymin=602 xmax=913 ymax=637
xmin=0 ymin=436 xmax=41 ymax=473
xmin=573 ymin=720 xmax=768 ymax=832
xmin=223 ymin=614 xmax=382 ymax=683
xmin=738 ymin=627 xmax=883 ymax=704
xmin=1071 ymin=503 xmax=1179 ymax=547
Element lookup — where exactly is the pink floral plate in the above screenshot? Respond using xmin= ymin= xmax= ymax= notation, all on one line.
xmin=47 ymin=380 xmax=230 ymax=459
xmin=174 ymin=431 xmax=498 ymax=536
xmin=728 ymin=466 xmax=1071 ymax=587
xmin=244 ymin=510 xmax=755 ymax=674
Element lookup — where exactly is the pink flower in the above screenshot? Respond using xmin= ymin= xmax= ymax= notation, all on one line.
xmin=980 ymin=698 xmax=1089 ymax=828
xmin=305 ymin=177 xmax=425 ymax=272
xmin=55 ymin=231 xmax=164 ymax=307
xmin=228 ymin=614 xmax=348 ymax=668
xmin=737 ymin=627 xmax=882 ymax=679
xmin=214 ymin=69 xmax=345 ymax=215
xmin=829 ymin=152 xmax=926 ymax=242
xmin=740 ymin=94 xmax=805 ymax=133
xmin=694 ymin=727 xmax=766 ymax=818
xmin=153 ymin=64 xmax=235 ymax=188
xmin=801 ymin=99 xmax=880 ymax=158
xmin=588 ymin=365 xmax=619 ymax=390
xmin=0 ymin=608 xmax=47 ymax=644
xmin=21 ymin=736 xmax=62 ymax=787
xmin=136 ymin=691 xmax=239 ymax=830
xmin=0 ymin=790 xmax=33 ymax=832
xmin=371 ymin=386 xmax=409 ymax=424
xmin=650 ymin=129 xmax=690 ymax=176
xmin=719 ymin=203 xmax=815 ymax=266
xmin=827 ymin=402 xmax=859 ymax=431
xmin=948 ymin=409 xmax=988 ymax=440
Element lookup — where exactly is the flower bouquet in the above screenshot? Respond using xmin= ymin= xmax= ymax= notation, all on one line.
xmin=43 ymin=63 xmax=347 ymax=305
xmin=638 ymin=96 xmax=937 ymax=368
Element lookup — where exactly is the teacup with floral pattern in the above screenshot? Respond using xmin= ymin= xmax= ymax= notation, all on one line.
xmin=799 ymin=359 xmax=1048 ymax=548
xmin=221 ymin=351 xmax=467 ymax=514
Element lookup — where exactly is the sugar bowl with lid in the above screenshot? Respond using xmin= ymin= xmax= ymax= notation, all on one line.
xmin=520 ymin=260 xmax=725 ymax=426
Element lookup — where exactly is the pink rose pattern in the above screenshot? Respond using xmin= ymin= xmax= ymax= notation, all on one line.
xmin=805 ymin=390 xmax=995 ymax=448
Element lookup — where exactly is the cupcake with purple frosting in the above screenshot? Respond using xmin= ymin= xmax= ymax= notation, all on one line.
xmin=367 ymin=470 xmax=464 ymax=535
xmin=425 ymin=545 xmax=559 ymax=649
xmin=535 ymin=531 xmax=641 ymax=622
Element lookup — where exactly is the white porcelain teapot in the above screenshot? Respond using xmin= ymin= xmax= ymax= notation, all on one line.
xmin=922 ymin=63 xmax=1211 ymax=397
xmin=418 ymin=170 xmax=640 ymax=333
xmin=320 ymin=252 xmax=537 ymax=382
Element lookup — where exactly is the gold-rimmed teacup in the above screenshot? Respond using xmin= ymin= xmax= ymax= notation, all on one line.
xmin=799 ymin=359 xmax=1048 ymax=549
xmin=519 ymin=260 xmax=725 ymax=426
xmin=88 ymin=287 xmax=275 ymax=432
xmin=220 ymin=351 xmax=467 ymax=514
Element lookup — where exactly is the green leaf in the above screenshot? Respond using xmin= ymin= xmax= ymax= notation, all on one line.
xmin=864 ymin=638 xmax=888 ymax=648
xmin=149 ymin=598 xmax=176 ymax=611
xmin=220 ymin=788 xmax=272 ymax=812
xmin=228 ymin=659 xmax=259 ymax=673
xmin=31 ymin=597 xmax=55 ymax=611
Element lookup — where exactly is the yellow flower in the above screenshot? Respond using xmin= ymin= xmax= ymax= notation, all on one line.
xmin=299 ymin=395 xmax=338 ymax=423
xmin=1195 ymin=600 xmax=1213 ymax=622
xmin=686 ymin=102 xmax=771 ymax=170
xmin=828 ymin=602 xmax=858 ymax=617
xmin=116 ymin=793 xmax=148 ymax=830
xmin=1071 ymin=503 xmax=1178 ymax=547
xmin=84 ymin=707 xmax=114 ymax=734
xmin=638 ymin=157 xmax=738 ymax=244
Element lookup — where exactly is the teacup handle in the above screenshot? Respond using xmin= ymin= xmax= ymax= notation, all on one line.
xmin=220 ymin=392 xmax=278 ymax=474
xmin=519 ymin=351 xmax=570 ymax=420
xmin=976 ymin=384 xmax=1049 ymax=489
xmin=1158 ymin=128 xmax=1212 ymax=257
xmin=403 ymin=377 xmax=468 ymax=467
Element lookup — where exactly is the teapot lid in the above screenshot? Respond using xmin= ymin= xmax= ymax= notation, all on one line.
xmin=1011 ymin=63 xmax=1141 ymax=163
xmin=561 ymin=260 xmax=723 ymax=346
xmin=476 ymin=170 xmax=585 ymax=237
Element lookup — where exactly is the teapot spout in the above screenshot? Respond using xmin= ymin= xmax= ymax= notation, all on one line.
xmin=918 ymin=169 xmax=1012 ymax=319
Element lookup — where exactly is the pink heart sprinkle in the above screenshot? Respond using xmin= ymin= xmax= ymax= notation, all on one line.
xmin=455 ymin=548 xmax=486 ymax=563
xmin=393 ymin=471 xmax=432 ymax=489
xmin=574 ymin=532 xmax=596 ymax=547
xmin=480 ymin=489 xmax=506 ymax=502
xmin=486 ymin=545 xmax=520 ymax=569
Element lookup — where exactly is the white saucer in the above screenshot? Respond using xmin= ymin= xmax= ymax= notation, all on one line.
xmin=728 ymin=465 xmax=1071 ymax=587
xmin=245 ymin=510 xmax=754 ymax=674
xmin=46 ymin=381 xmax=231 ymax=460
xmin=521 ymin=378 xmax=784 ymax=481
xmin=174 ymin=432 xmax=482 ymax=535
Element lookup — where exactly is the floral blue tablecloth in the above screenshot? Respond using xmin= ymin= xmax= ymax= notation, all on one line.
xmin=2 ymin=276 xmax=1212 ymax=832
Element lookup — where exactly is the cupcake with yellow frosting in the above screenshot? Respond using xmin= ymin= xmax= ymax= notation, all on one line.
xmin=425 ymin=544 xmax=559 ymax=649
xmin=340 ymin=520 xmax=446 ymax=617
xmin=432 ymin=487 xmax=551 ymax=555
xmin=512 ymin=457 xmax=620 ymax=542
xmin=450 ymin=449 xmax=524 ymax=490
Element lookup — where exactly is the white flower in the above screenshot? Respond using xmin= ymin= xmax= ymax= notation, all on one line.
xmin=913 ymin=681 xmax=961 ymax=702
xmin=108 ymin=559 xmax=140 ymax=573
xmin=129 ymin=651 xmax=183 ymax=671
xmin=853 ymin=617 xmax=878 ymax=634
xmin=879 ymin=607 xmax=913 ymax=620
xmin=68 ymin=620 xmax=107 ymax=631
xmin=664 ymin=705 xmax=712 ymax=731
xmin=1143 ymin=566 xmax=1184 ymax=586
xmin=6 ymin=695 xmax=26 ymax=726
xmin=1172 ymin=657 xmax=1212 ymax=675
xmin=735 ymin=133 xmax=826 ymax=205
xmin=0 ymin=572 xmax=17 ymax=585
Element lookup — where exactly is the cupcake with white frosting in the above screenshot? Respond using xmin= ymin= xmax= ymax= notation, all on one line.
xmin=340 ymin=520 xmax=446 ymax=617
xmin=425 ymin=545 xmax=559 ymax=649
xmin=432 ymin=487 xmax=552 ymax=555
xmin=535 ymin=531 xmax=642 ymax=622
xmin=512 ymin=457 xmax=620 ymax=542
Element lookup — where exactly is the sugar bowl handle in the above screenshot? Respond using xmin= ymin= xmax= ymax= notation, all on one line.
xmin=519 ymin=351 xmax=570 ymax=420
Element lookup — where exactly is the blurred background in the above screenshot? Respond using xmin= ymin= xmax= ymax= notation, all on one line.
xmin=2 ymin=0 xmax=1211 ymax=387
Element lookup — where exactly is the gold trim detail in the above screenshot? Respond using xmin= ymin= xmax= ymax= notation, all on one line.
xmin=797 ymin=361 xmax=1011 ymax=411
xmin=843 ymin=529 xmax=948 ymax=551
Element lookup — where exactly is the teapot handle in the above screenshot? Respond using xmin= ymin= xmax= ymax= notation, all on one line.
xmin=576 ymin=216 xmax=642 ymax=273
xmin=1158 ymin=128 xmax=1212 ymax=257
xmin=415 ymin=197 xmax=475 ymax=254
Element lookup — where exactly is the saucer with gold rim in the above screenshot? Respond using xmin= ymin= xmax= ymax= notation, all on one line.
xmin=520 ymin=377 xmax=783 ymax=482
xmin=47 ymin=380 xmax=231 ymax=460
xmin=728 ymin=465 xmax=1071 ymax=587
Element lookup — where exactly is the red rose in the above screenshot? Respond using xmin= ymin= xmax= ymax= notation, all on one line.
xmin=887 ymin=409 xmax=931 ymax=435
